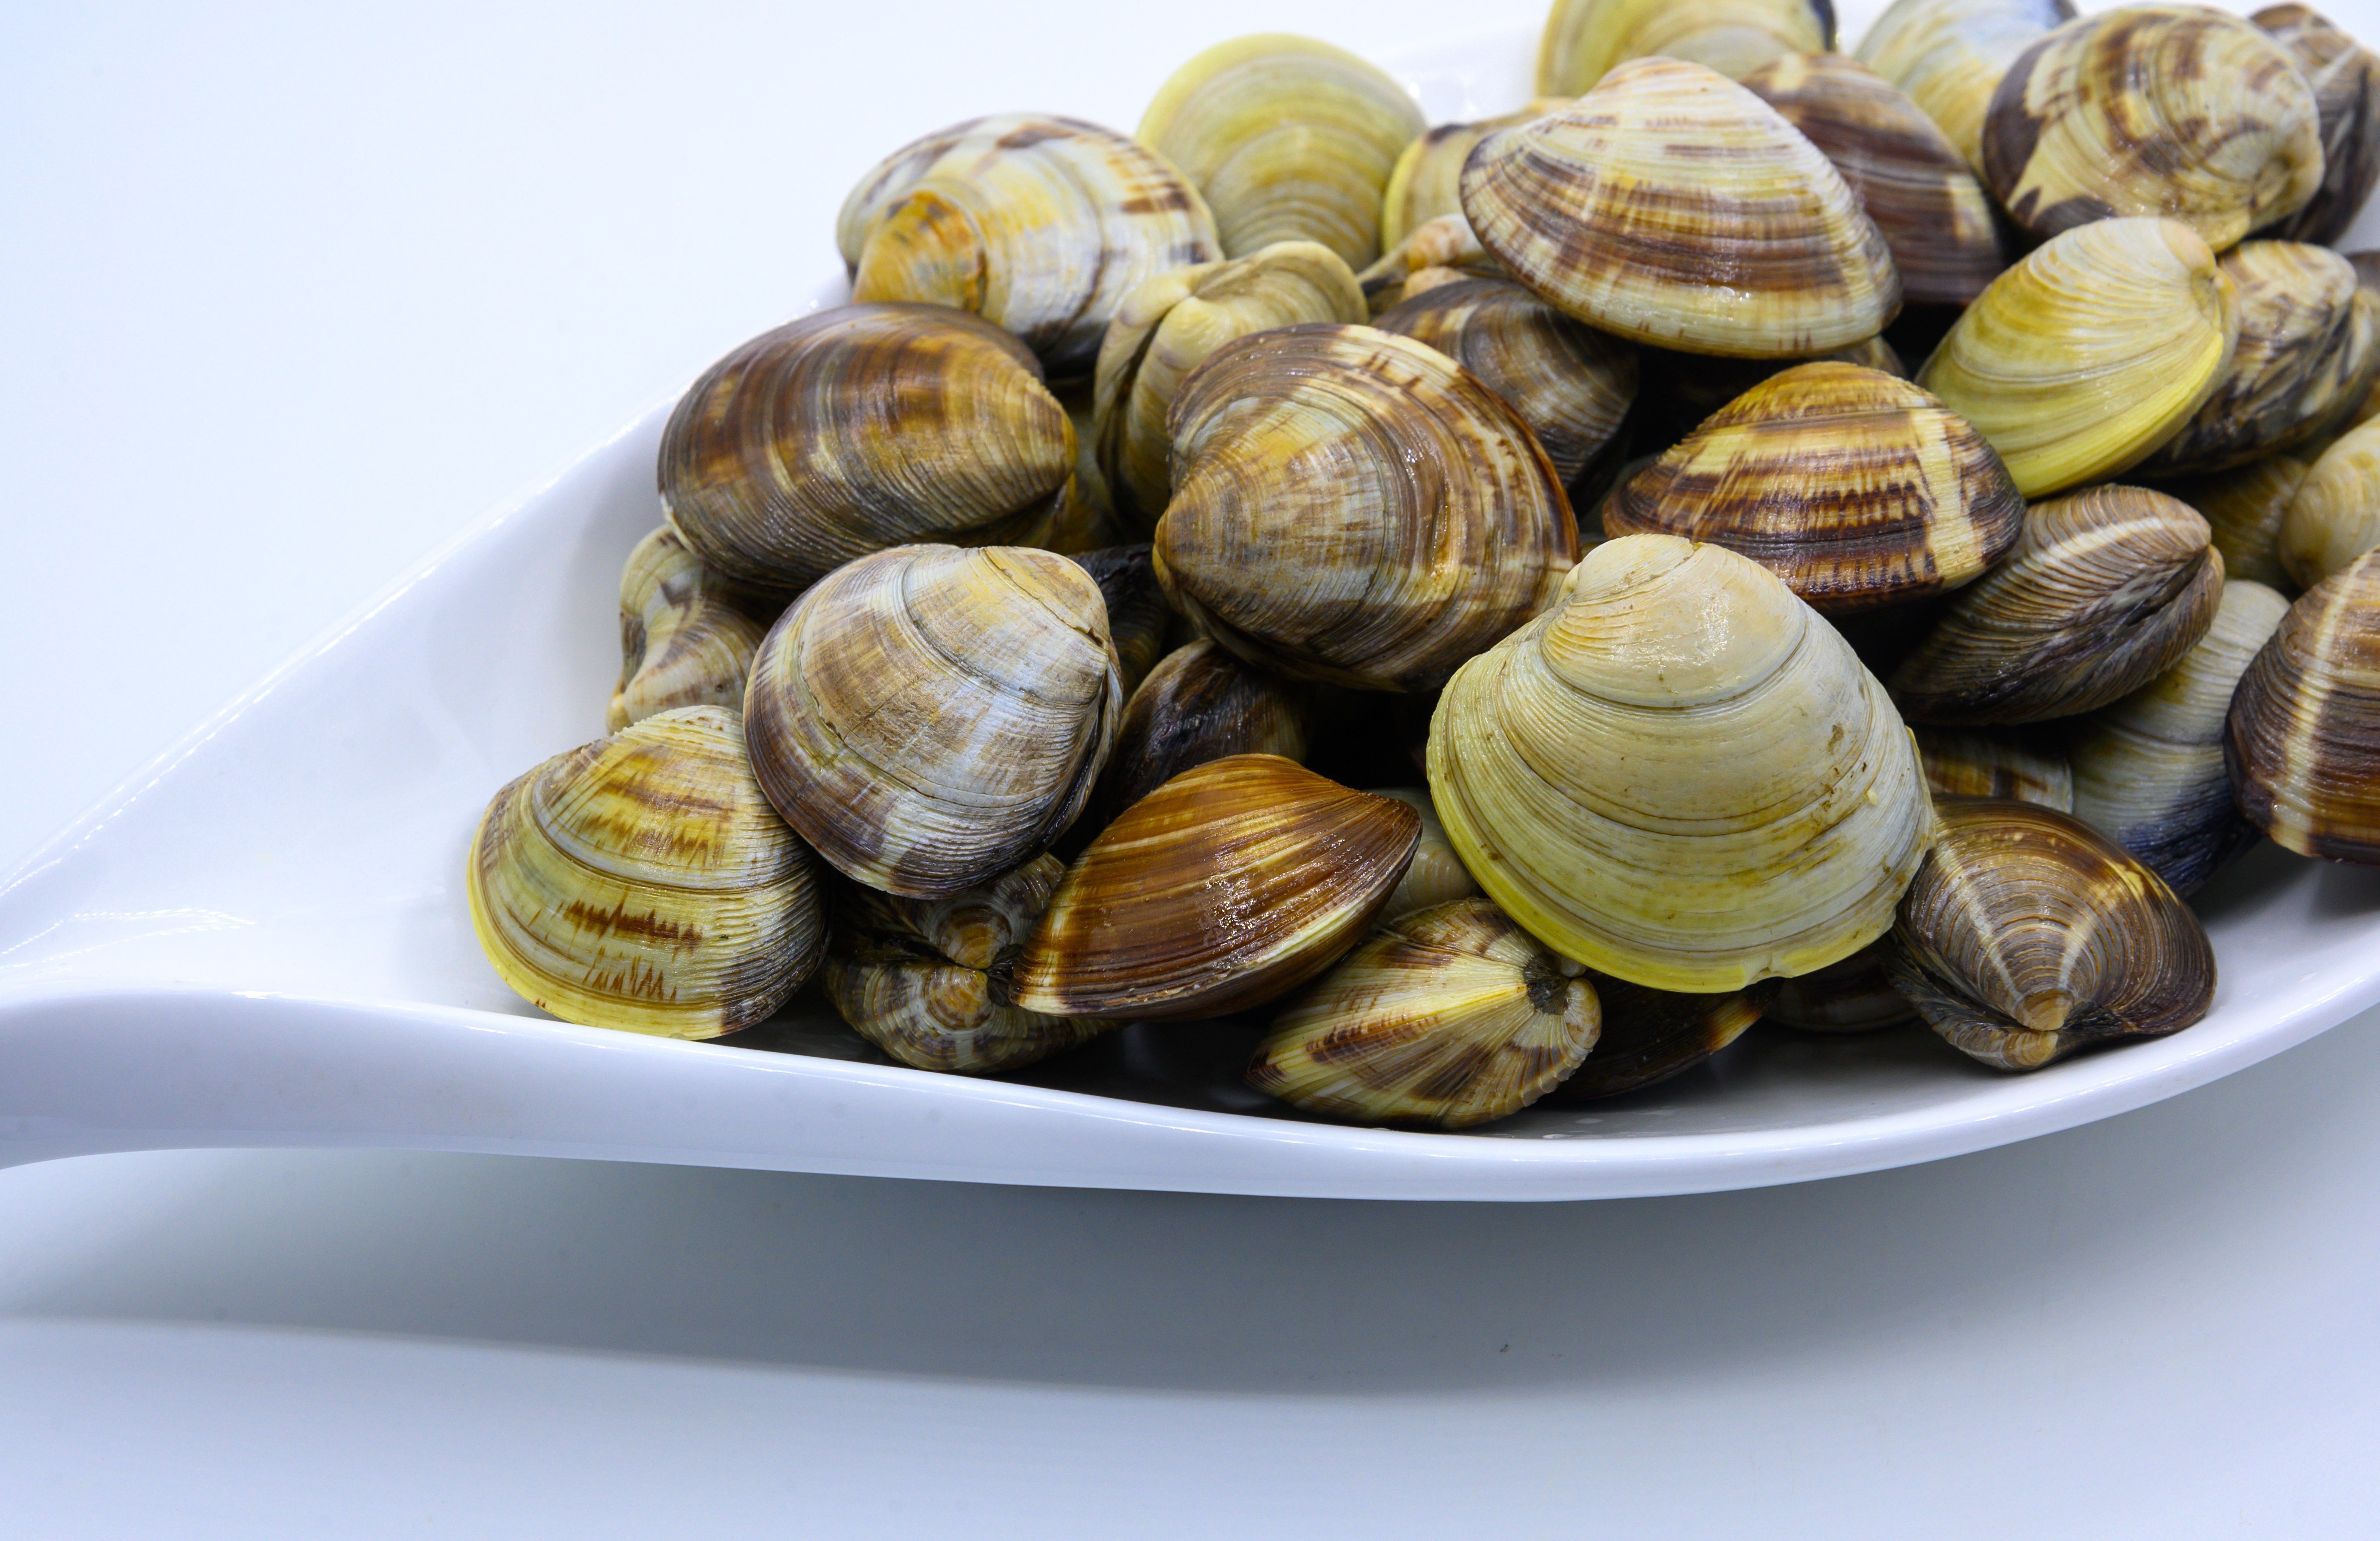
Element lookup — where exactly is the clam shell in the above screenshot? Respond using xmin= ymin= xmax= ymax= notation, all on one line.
xmin=1354 ymin=213 xmax=1503 ymax=314
xmin=1069 ymin=544 xmax=1173 ymax=699
xmin=1886 ymin=797 xmax=2217 ymax=1071
xmin=743 ymin=544 xmax=1123 ymax=899
xmin=1089 ymin=639 xmax=1309 ymax=830
xmin=1540 ymin=973 xmax=1765 ymax=1099
xmin=1011 ymin=755 xmax=1421 ymax=1020
xmin=1911 ymin=725 xmax=2075 ymax=810
xmin=1635 ymin=333 xmax=1906 ymax=442
xmin=1916 ymin=217 xmax=2239 ymax=498
xmin=1604 ymin=361 xmax=2024 ymax=613
xmin=609 ymin=527 xmax=770 ymax=732
xmin=2254 ymin=5 xmax=2380 ymax=245
xmin=1980 ymin=6 xmax=2323 ymax=251
xmin=1429 ymin=534 xmax=1935 ymax=992
xmin=1137 ymin=34 xmax=1425 ymax=268
xmin=1764 ymin=943 xmax=1918 ymax=1033
xmin=837 ymin=115 xmax=1221 ymax=381
xmin=2280 ymin=416 xmax=2380 ymax=589
xmin=1367 ymin=787 xmax=1484 ymax=921
xmin=2151 ymin=453 xmax=2309 ymax=591
xmin=465 ymin=707 xmax=826 ymax=1039
xmin=1154 ymin=323 xmax=1578 ymax=692
xmin=1855 ymin=0 xmax=2076 ymax=176
xmin=1537 ymin=0 xmax=1835 ymax=94
xmin=1462 ymin=57 xmax=1901 ymax=358
xmin=2226 ymin=548 xmax=2380 ymax=864
xmin=1380 ymin=100 xmax=1569 ymax=250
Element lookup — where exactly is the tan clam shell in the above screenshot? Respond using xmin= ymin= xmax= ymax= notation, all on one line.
xmin=2226 ymin=548 xmax=2380 ymax=864
xmin=1012 ymin=755 xmax=1421 ymax=1020
xmin=1088 ymin=639 xmax=1309 ymax=830
xmin=1428 ymin=534 xmax=1935 ymax=993
xmin=1538 ymin=0 xmax=1834 ymax=93
xmin=1154 ymin=323 xmax=1578 ymax=692
xmin=1069 ymin=544 xmax=1173 ymax=700
xmin=1379 ymin=100 xmax=1569 ymax=250
xmin=1855 ymin=0 xmax=2075 ymax=175
xmin=465 ymin=707 xmax=826 ymax=1039
xmin=2254 ymin=6 xmax=2380 ymax=245
xmin=1137 ymin=34 xmax=1425 ymax=268
xmin=1462 ymin=57 xmax=1901 ymax=358
xmin=837 ymin=115 xmax=1220 ymax=381
xmin=1354 ymin=213 xmax=1504 ymax=314
xmin=2151 ymin=453 xmax=2309 ymax=591
xmin=1765 ymin=943 xmax=1918 ymax=1033
xmin=1367 ymin=787 xmax=1484 ymax=921
xmin=1603 ymin=361 xmax=2024 ymax=613
xmin=2281 ymin=416 xmax=2380 ymax=588
xmin=742 ymin=544 xmax=1122 ymax=899
xmin=1249 ymin=898 xmax=1600 ymax=1129
xmin=1911 ymin=725 xmax=2075 ymax=810
xmin=1980 ymin=6 xmax=2323 ymax=251
xmin=1541 ymin=973 xmax=1765 ymax=1099
xmin=1886 ymin=797 xmax=2217 ymax=1071
xmin=609 ymin=527 xmax=770 ymax=732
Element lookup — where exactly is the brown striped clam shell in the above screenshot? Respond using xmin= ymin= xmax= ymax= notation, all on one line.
xmin=2281 ymin=416 xmax=2380 ymax=589
xmin=1539 ymin=973 xmax=1766 ymax=1100
xmin=1911 ymin=725 xmax=2075 ymax=810
xmin=1354 ymin=213 xmax=1504 ymax=314
xmin=1537 ymin=0 xmax=1835 ymax=94
xmin=2151 ymin=454 xmax=2309 ymax=591
xmin=609 ymin=526 xmax=771 ymax=732
xmin=1854 ymin=0 xmax=2076 ymax=177
xmin=1380 ymin=100 xmax=1571 ymax=250
xmin=1087 ymin=639 xmax=1309 ymax=831
xmin=1635 ymin=333 xmax=1905 ymax=442
xmin=2254 ymin=5 xmax=2380 ymax=245
xmin=2225 ymin=548 xmax=2380 ymax=865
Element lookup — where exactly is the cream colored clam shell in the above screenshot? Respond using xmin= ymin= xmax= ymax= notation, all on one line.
xmin=1367 ymin=788 xmax=1484 ymax=921
xmin=1379 ymin=100 xmax=1569 ymax=250
xmin=609 ymin=527 xmax=768 ymax=731
xmin=1855 ymin=0 xmax=2076 ymax=175
xmin=1538 ymin=0 xmax=1833 ymax=93
xmin=2282 ymin=415 xmax=2380 ymax=588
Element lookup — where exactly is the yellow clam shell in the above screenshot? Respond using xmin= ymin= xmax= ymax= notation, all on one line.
xmin=609 ymin=527 xmax=770 ymax=732
xmin=1378 ymin=100 xmax=1569 ymax=250
xmin=1855 ymin=0 xmax=2077 ymax=175
xmin=2281 ymin=416 xmax=2380 ymax=588
xmin=1538 ymin=0 xmax=1834 ymax=93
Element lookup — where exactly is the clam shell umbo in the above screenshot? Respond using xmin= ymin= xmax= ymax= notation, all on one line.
xmin=1379 ymin=101 xmax=1569 ymax=250
xmin=1540 ymin=973 xmax=1765 ymax=1099
xmin=1854 ymin=0 xmax=2076 ymax=175
xmin=1354 ymin=213 xmax=1503 ymax=314
xmin=2280 ymin=416 xmax=2380 ymax=589
xmin=2254 ymin=5 xmax=2380 ymax=245
xmin=1368 ymin=787 xmax=1484 ymax=921
xmin=1911 ymin=725 xmax=2075 ymax=810
xmin=2151 ymin=453 xmax=2309 ymax=591
xmin=1089 ymin=639 xmax=1309 ymax=829
xmin=610 ymin=527 xmax=769 ymax=732
xmin=2226 ymin=548 xmax=2380 ymax=865
xmin=1537 ymin=0 xmax=1834 ymax=94
xmin=1069 ymin=543 xmax=1173 ymax=700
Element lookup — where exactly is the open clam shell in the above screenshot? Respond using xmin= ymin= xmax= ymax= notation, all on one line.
xmin=2226 ymin=548 xmax=2380 ymax=865
xmin=2254 ymin=5 xmax=2380 ymax=245
xmin=1855 ymin=0 xmax=2075 ymax=176
xmin=2280 ymin=416 xmax=2380 ymax=589
xmin=609 ymin=527 xmax=769 ymax=732
xmin=1537 ymin=0 xmax=1835 ymax=94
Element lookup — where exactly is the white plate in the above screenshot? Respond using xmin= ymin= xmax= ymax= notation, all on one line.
xmin=4 ymin=19 xmax=2378 ymax=1200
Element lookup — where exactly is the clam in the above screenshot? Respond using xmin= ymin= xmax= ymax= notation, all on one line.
xmin=1374 ymin=277 xmax=1637 ymax=487
xmin=1916 ymin=218 xmax=2238 ymax=499
xmin=1889 ymin=486 xmax=2223 ymax=725
xmin=2280 ymin=416 xmax=2380 ymax=589
xmin=1980 ymin=6 xmax=2322 ymax=252
xmin=1540 ymin=973 xmax=1766 ymax=1099
xmin=1855 ymin=0 xmax=2076 ymax=176
xmin=1354 ymin=213 xmax=1502 ymax=314
xmin=1429 ymin=533 xmax=1934 ymax=993
xmin=1635 ymin=334 xmax=1906 ymax=442
xmin=2226 ymin=548 xmax=2380 ymax=865
xmin=1765 ymin=943 xmax=1918 ymax=1033
xmin=1154 ymin=323 xmax=1578 ymax=692
xmin=837 ymin=115 xmax=1221 ymax=380
xmin=1368 ymin=787 xmax=1483 ymax=921
xmin=1885 ymin=797 xmax=2217 ymax=1071
xmin=742 ymin=544 xmax=1122 ymax=898
xmin=1091 ymin=242 xmax=1367 ymax=533
xmin=1462 ymin=57 xmax=1901 ymax=358
xmin=1137 ymin=34 xmax=1425 ymax=268
xmin=659 ymin=304 xmax=1074 ymax=591
xmin=1089 ymin=639 xmax=1308 ymax=829
xmin=1741 ymin=51 xmax=2009 ymax=307
xmin=1249 ymin=898 xmax=1600 ymax=1128
xmin=1537 ymin=0 xmax=1835 ymax=94
xmin=465 ymin=706 xmax=826 ymax=1038
xmin=1012 ymin=755 xmax=1421 ymax=1020
xmin=2152 ymin=454 xmax=2309 ymax=591
xmin=1602 ymin=361 xmax=2024 ymax=613
xmin=2254 ymin=5 xmax=2380 ymax=245
xmin=1070 ymin=544 xmax=1173 ymax=699
xmin=609 ymin=527 xmax=769 ymax=732
xmin=1379 ymin=100 xmax=1569 ymax=250
xmin=822 ymin=856 xmax=1112 ymax=1074
xmin=1911 ymin=725 xmax=2075 ymax=810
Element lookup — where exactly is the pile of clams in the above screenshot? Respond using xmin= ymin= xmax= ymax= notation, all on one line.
xmin=465 ymin=2 xmax=2380 ymax=1132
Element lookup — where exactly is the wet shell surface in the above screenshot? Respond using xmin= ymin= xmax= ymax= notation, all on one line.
xmin=1069 ymin=543 xmax=1173 ymax=699
xmin=1916 ymin=218 xmax=2238 ymax=498
xmin=742 ymin=544 xmax=1122 ymax=899
xmin=1765 ymin=943 xmax=1919 ymax=1032
xmin=659 ymin=304 xmax=1074 ymax=591
xmin=610 ymin=527 xmax=769 ymax=732
xmin=1137 ymin=34 xmax=1425 ymax=268
xmin=1602 ymin=361 xmax=2024 ymax=613
xmin=1249 ymin=898 xmax=1600 ymax=1128
xmin=466 ymin=707 xmax=826 ymax=1039
xmin=1460 ymin=57 xmax=1901 ymax=358
xmin=1428 ymin=534 xmax=1935 ymax=993
xmin=1911 ymin=725 xmax=2075 ymax=809
xmin=1089 ymin=639 xmax=1309 ymax=829
xmin=1980 ymin=6 xmax=2323 ymax=251
xmin=1855 ymin=0 xmax=2076 ymax=175
xmin=1154 ymin=323 xmax=1578 ymax=692
xmin=837 ymin=115 xmax=1221 ymax=380
xmin=1380 ymin=100 xmax=1569 ymax=249
xmin=2281 ymin=416 xmax=2380 ymax=589
xmin=1541 ymin=974 xmax=1766 ymax=1099
xmin=1537 ymin=0 xmax=1835 ymax=93
xmin=2153 ymin=454 xmax=2309 ymax=590
xmin=1368 ymin=787 xmax=1484 ymax=921
xmin=1012 ymin=755 xmax=1421 ymax=1020
xmin=2226 ymin=548 xmax=2380 ymax=864
xmin=2254 ymin=5 xmax=2380 ymax=245
xmin=1885 ymin=797 xmax=2217 ymax=1071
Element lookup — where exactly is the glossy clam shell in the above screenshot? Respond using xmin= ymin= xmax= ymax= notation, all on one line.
xmin=2152 ymin=454 xmax=2309 ymax=590
xmin=1380 ymin=100 xmax=1569 ymax=250
xmin=1854 ymin=0 xmax=2075 ymax=175
xmin=837 ymin=115 xmax=1221 ymax=381
xmin=1742 ymin=51 xmax=2008 ymax=307
xmin=2226 ymin=548 xmax=2380 ymax=864
xmin=465 ymin=707 xmax=826 ymax=1039
xmin=1885 ymin=797 xmax=2217 ymax=1071
xmin=1089 ymin=639 xmax=1308 ymax=829
xmin=609 ymin=527 xmax=769 ymax=732
xmin=1429 ymin=534 xmax=1935 ymax=992
xmin=1154 ymin=323 xmax=1578 ymax=692
xmin=2255 ymin=5 xmax=2380 ymax=245
xmin=1604 ymin=361 xmax=2023 ymax=612
xmin=1541 ymin=973 xmax=1765 ymax=1099
xmin=1011 ymin=755 xmax=1421 ymax=1021
xmin=1069 ymin=544 xmax=1172 ymax=700
xmin=659 ymin=304 xmax=1074 ymax=592
xmin=1764 ymin=942 xmax=1918 ymax=1033
xmin=1916 ymin=218 xmax=2239 ymax=498
xmin=1890 ymin=486 xmax=2224 ymax=725
xmin=1374 ymin=277 xmax=1637 ymax=486
xmin=1367 ymin=787 xmax=1484 ymax=921
xmin=1462 ymin=57 xmax=1901 ymax=358
xmin=1911 ymin=725 xmax=2074 ymax=810
xmin=1635 ymin=333 xmax=1905 ymax=441
xmin=2281 ymin=416 xmax=2380 ymax=589
xmin=1091 ymin=242 xmax=1367 ymax=533
xmin=1137 ymin=34 xmax=1425 ymax=268
xmin=743 ymin=544 xmax=1122 ymax=899
xmin=1537 ymin=0 xmax=1835 ymax=94
xmin=1981 ymin=6 xmax=2323 ymax=251
xmin=2069 ymin=579 xmax=2291 ymax=893
xmin=1354 ymin=214 xmax=1503 ymax=314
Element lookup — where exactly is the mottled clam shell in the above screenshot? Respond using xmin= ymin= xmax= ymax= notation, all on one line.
xmin=1742 ymin=51 xmax=2008 ymax=307
xmin=1354 ymin=213 xmax=1503 ymax=314
xmin=1764 ymin=942 xmax=1918 ymax=1033
xmin=659 ymin=305 xmax=1074 ymax=592
xmin=2254 ymin=5 xmax=2380 ymax=245
xmin=1911 ymin=725 xmax=2075 ymax=810
xmin=1374 ymin=277 xmax=1637 ymax=486
xmin=1137 ymin=34 xmax=1425 ymax=268
xmin=1537 ymin=0 xmax=1835 ymax=94
xmin=837 ymin=115 xmax=1221 ymax=381
xmin=609 ymin=527 xmax=769 ymax=732
xmin=1855 ymin=0 xmax=2075 ymax=175
xmin=1541 ymin=973 xmax=1766 ymax=1099
xmin=1604 ymin=361 xmax=2023 ymax=612
xmin=1886 ymin=797 xmax=2216 ymax=1071
xmin=1429 ymin=534 xmax=1935 ymax=993
xmin=1069 ymin=544 xmax=1172 ymax=700
xmin=1012 ymin=755 xmax=1421 ymax=1020
xmin=1367 ymin=788 xmax=1484 ymax=921
xmin=2069 ymin=579 xmax=2291 ymax=893
xmin=2226 ymin=548 xmax=2380 ymax=864
xmin=465 ymin=707 xmax=826 ymax=1039
xmin=1380 ymin=100 xmax=1569 ymax=250
xmin=743 ymin=544 xmax=1123 ymax=899
xmin=2153 ymin=454 xmax=2309 ymax=590
xmin=1091 ymin=242 xmax=1367 ymax=533
xmin=1635 ymin=333 xmax=1905 ymax=441
xmin=1155 ymin=324 xmax=1578 ymax=692
xmin=1462 ymin=57 xmax=1901 ymax=358
xmin=1981 ymin=6 xmax=2323 ymax=251
xmin=1089 ymin=639 xmax=1309 ymax=829
xmin=1890 ymin=486 xmax=2224 ymax=725
xmin=1916 ymin=218 xmax=2239 ymax=498
xmin=2281 ymin=417 xmax=2380 ymax=589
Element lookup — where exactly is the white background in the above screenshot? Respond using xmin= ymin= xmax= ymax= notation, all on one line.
xmin=7 ymin=0 xmax=2380 ymax=1533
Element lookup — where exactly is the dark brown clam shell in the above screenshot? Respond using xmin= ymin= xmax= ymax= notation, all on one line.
xmin=1088 ymin=639 xmax=1308 ymax=830
xmin=1538 ymin=974 xmax=1765 ymax=1101
xmin=2255 ymin=5 xmax=2380 ymax=245
xmin=2225 ymin=548 xmax=2380 ymax=864
xmin=1069 ymin=544 xmax=1172 ymax=699
xmin=1764 ymin=943 xmax=1918 ymax=1033
xmin=1634 ymin=334 xmax=1905 ymax=444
